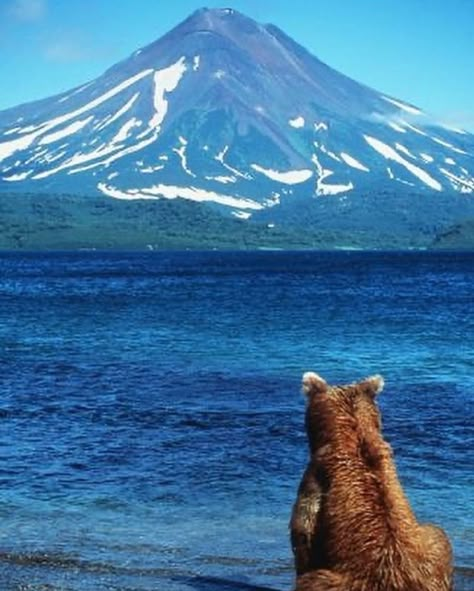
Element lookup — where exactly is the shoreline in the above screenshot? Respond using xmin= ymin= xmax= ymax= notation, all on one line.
xmin=0 ymin=548 xmax=472 ymax=590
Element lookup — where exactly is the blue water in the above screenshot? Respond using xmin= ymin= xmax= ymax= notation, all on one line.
xmin=0 ymin=251 xmax=472 ymax=591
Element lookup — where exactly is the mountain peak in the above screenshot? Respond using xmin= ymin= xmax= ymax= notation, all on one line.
xmin=196 ymin=7 xmax=240 ymax=18
xmin=168 ymin=6 xmax=266 ymax=39
xmin=186 ymin=7 xmax=251 ymax=25
xmin=130 ymin=6 xmax=267 ymax=70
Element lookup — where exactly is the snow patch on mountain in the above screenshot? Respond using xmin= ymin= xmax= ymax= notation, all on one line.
xmin=216 ymin=146 xmax=251 ymax=179
xmin=39 ymin=116 xmax=93 ymax=145
xmin=0 ymin=132 xmax=39 ymax=162
xmin=382 ymin=96 xmax=423 ymax=115
xmin=57 ymin=81 xmax=94 ymax=104
xmin=33 ymin=126 xmax=160 ymax=178
xmin=318 ymin=144 xmax=341 ymax=162
xmin=314 ymin=122 xmax=328 ymax=132
xmin=441 ymin=124 xmax=467 ymax=135
xmin=141 ymin=164 xmax=165 ymax=173
xmin=149 ymin=57 xmax=187 ymax=129
xmin=439 ymin=168 xmax=474 ymax=193
xmin=0 ymin=68 xmax=153 ymax=163
xmin=396 ymin=177 xmax=415 ymax=188
xmin=173 ymin=136 xmax=196 ymax=177
xmin=420 ymin=153 xmax=434 ymax=163
xmin=43 ymin=150 xmax=66 ymax=163
xmin=98 ymin=183 xmax=157 ymax=200
xmin=113 ymin=117 xmax=142 ymax=143
xmin=96 ymin=93 xmax=140 ymax=131
xmin=403 ymin=122 xmax=429 ymax=137
xmin=430 ymin=136 xmax=469 ymax=155
xmin=289 ymin=116 xmax=305 ymax=128
xmin=312 ymin=153 xmax=354 ymax=195
xmin=3 ymin=171 xmax=32 ymax=181
xmin=232 ymin=210 xmax=252 ymax=219
xmin=340 ymin=152 xmax=369 ymax=172
xmin=98 ymin=182 xmax=264 ymax=210
xmin=251 ymin=164 xmax=313 ymax=184
xmin=388 ymin=121 xmax=407 ymax=133
xmin=3 ymin=127 xmax=22 ymax=136
xmin=364 ymin=135 xmax=442 ymax=191
xmin=205 ymin=175 xmax=237 ymax=184
xmin=395 ymin=143 xmax=417 ymax=159
xmin=45 ymin=69 xmax=153 ymax=129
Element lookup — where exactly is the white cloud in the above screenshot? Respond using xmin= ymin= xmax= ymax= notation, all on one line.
xmin=8 ymin=0 xmax=46 ymax=21
xmin=42 ymin=29 xmax=113 ymax=63
xmin=44 ymin=39 xmax=91 ymax=62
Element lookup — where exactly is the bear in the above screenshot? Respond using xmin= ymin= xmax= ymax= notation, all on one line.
xmin=289 ymin=372 xmax=453 ymax=591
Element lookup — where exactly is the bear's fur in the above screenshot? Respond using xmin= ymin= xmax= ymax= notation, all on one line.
xmin=290 ymin=372 xmax=453 ymax=591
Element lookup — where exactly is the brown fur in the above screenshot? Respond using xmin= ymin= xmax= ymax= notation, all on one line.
xmin=290 ymin=373 xmax=453 ymax=591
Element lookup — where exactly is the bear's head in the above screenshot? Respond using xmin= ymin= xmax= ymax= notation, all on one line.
xmin=301 ymin=372 xmax=385 ymax=457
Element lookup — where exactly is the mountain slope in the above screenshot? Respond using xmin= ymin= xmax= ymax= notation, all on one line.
xmin=0 ymin=7 xmax=473 ymax=228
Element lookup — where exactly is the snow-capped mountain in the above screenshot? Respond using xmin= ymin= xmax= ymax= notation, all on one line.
xmin=1 ymin=7 xmax=473 ymax=221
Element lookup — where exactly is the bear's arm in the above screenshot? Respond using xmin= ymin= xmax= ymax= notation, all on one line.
xmin=289 ymin=460 xmax=324 ymax=575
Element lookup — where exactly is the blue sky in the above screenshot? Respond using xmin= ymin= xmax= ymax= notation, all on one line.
xmin=1 ymin=0 xmax=473 ymax=130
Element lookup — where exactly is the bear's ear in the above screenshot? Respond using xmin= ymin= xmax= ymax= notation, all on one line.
xmin=361 ymin=374 xmax=385 ymax=397
xmin=302 ymin=372 xmax=328 ymax=396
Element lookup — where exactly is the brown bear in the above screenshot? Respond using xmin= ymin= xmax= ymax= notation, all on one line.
xmin=290 ymin=372 xmax=453 ymax=591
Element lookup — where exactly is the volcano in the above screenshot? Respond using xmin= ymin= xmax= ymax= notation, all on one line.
xmin=1 ymin=8 xmax=473 ymax=248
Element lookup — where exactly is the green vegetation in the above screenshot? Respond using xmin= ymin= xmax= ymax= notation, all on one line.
xmin=0 ymin=192 xmax=338 ymax=250
xmin=432 ymin=219 xmax=474 ymax=250
xmin=0 ymin=191 xmax=472 ymax=251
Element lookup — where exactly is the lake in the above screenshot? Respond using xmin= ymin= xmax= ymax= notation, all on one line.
xmin=0 ymin=250 xmax=472 ymax=590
